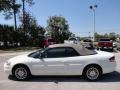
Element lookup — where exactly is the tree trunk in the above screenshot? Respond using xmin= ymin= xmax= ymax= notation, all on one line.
xmin=23 ymin=0 xmax=26 ymax=46
xmin=13 ymin=0 xmax=17 ymax=31
xmin=22 ymin=0 xmax=25 ymax=32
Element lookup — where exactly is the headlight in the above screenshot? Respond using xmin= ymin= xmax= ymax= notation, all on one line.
xmin=6 ymin=61 xmax=11 ymax=66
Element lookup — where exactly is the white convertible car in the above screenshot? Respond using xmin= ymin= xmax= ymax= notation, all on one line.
xmin=4 ymin=44 xmax=116 ymax=81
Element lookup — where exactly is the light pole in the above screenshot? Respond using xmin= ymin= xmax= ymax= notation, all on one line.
xmin=90 ymin=5 xmax=98 ymax=45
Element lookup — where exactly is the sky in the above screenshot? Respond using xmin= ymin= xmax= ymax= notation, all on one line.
xmin=0 ymin=0 xmax=120 ymax=37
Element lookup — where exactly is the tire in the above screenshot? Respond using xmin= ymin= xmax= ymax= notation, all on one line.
xmin=83 ymin=65 xmax=102 ymax=81
xmin=12 ymin=65 xmax=31 ymax=81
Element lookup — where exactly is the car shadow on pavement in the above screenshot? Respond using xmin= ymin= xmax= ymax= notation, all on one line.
xmin=8 ymin=71 xmax=120 ymax=83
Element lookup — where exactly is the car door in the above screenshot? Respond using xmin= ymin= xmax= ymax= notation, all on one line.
xmin=31 ymin=47 xmax=68 ymax=75
xmin=63 ymin=47 xmax=84 ymax=75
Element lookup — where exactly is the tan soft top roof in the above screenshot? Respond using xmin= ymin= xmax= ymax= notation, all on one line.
xmin=48 ymin=44 xmax=96 ymax=56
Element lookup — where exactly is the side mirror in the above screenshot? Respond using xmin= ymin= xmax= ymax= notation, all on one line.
xmin=40 ymin=52 xmax=44 ymax=59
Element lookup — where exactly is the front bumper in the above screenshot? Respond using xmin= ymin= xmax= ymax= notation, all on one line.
xmin=4 ymin=63 xmax=12 ymax=75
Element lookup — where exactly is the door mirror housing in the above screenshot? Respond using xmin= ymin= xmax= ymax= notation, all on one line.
xmin=40 ymin=52 xmax=44 ymax=59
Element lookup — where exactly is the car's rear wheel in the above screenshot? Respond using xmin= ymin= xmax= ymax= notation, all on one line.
xmin=12 ymin=65 xmax=31 ymax=81
xmin=83 ymin=65 xmax=102 ymax=81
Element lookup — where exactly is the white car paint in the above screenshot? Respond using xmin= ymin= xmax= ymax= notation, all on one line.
xmin=4 ymin=50 xmax=116 ymax=76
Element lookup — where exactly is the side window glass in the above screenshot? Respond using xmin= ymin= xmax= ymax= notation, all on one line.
xmin=45 ymin=48 xmax=66 ymax=58
xmin=28 ymin=51 xmax=40 ymax=58
xmin=66 ymin=47 xmax=79 ymax=57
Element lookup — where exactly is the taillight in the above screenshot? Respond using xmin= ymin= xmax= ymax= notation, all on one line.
xmin=109 ymin=56 xmax=115 ymax=62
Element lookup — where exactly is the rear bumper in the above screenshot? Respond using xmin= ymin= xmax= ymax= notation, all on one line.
xmin=102 ymin=61 xmax=116 ymax=74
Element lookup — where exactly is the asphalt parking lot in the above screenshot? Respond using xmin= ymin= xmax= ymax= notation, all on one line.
xmin=0 ymin=51 xmax=120 ymax=90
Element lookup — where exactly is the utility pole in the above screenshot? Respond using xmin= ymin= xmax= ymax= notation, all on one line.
xmin=90 ymin=5 xmax=98 ymax=46
xmin=89 ymin=32 xmax=91 ymax=38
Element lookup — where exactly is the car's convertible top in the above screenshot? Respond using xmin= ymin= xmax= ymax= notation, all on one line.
xmin=49 ymin=43 xmax=97 ymax=56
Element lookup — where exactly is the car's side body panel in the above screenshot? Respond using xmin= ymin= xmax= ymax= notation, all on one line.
xmin=4 ymin=47 xmax=116 ymax=76
xmin=30 ymin=51 xmax=116 ymax=75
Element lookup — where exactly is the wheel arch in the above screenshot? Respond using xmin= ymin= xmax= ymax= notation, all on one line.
xmin=12 ymin=63 xmax=31 ymax=75
xmin=82 ymin=63 xmax=103 ymax=75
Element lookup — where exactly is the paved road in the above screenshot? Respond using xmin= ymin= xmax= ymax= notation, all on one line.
xmin=0 ymin=51 xmax=120 ymax=90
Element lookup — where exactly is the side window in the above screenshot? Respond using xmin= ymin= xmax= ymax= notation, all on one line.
xmin=28 ymin=50 xmax=40 ymax=58
xmin=44 ymin=48 xmax=66 ymax=58
xmin=66 ymin=47 xmax=79 ymax=57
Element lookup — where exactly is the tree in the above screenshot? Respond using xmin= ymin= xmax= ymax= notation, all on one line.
xmin=0 ymin=0 xmax=21 ymax=31
xmin=0 ymin=0 xmax=34 ymax=31
xmin=0 ymin=24 xmax=15 ymax=47
xmin=95 ymin=32 xmax=104 ymax=41
xmin=0 ymin=0 xmax=45 ymax=47
xmin=94 ymin=32 xmax=118 ymax=41
xmin=21 ymin=0 xmax=34 ymax=33
xmin=46 ymin=15 xmax=71 ymax=43
xmin=19 ymin=12 xmax=45 ymax=46
xmin=109 ymin=32 xmax=116 ymax=41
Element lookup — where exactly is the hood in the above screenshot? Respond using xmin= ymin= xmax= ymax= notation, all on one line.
xmin=7 ymin=54 xmax=32 ymax=64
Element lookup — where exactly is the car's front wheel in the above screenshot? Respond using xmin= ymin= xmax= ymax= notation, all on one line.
xmin=83 ymin=65 xmax=102 ymax=81
xmin=12 ymin=65 xmax=31 ymax=81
